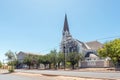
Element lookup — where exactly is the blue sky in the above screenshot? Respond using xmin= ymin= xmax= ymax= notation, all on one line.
xmin=0 ymin=0 xmax=120 ymax=62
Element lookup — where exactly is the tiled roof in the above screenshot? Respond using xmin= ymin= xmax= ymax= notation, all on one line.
xmin=86 ymin=41 xmax=103 ymax=50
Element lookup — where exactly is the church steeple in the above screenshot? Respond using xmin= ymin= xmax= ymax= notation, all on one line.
xmin=63 ymin=14 xmax=69 ymax=33
xmin=62 ymin=14 xmax=72 ymax=40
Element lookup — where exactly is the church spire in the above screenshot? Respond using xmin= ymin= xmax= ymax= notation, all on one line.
xmin=63 ymin=14 xmax=69 ymax=32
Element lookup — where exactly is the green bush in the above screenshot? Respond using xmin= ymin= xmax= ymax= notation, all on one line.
xmin=8 ymin=66 xmax=14 ymax=73
xmin=8 ymin=69 xmax=14 ymax=73
xmin=66 ymin=62 xmax=71 ymax=68
xmin=0 ymin=61 xmax=2 ymax=68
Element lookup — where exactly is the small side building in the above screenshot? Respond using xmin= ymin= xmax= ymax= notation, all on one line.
xmin=16 ymin=51 xmax=42 ymax=69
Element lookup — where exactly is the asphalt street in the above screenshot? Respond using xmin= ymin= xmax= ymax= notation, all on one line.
xmin=16 ymin=69 xmax=120 ymax=79
xmin=0 ymin=73 xmax=35 ymax=80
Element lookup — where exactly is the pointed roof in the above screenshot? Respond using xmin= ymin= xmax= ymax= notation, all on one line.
xmin=63 ymin=14 xmax=69 ymax=32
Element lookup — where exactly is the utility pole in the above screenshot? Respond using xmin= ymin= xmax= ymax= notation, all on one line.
xmin=64 ymin=46 xmax=66 ymax=70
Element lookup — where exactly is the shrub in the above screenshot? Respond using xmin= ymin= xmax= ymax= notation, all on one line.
xmin=0 ymin=61 xmax=2 ymax=68
xmin=8 ymin=66 xmax=14 ymax=73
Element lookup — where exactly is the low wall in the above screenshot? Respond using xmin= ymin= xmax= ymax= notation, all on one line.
xmin=80 ymin=60 xmax=111 ymax=68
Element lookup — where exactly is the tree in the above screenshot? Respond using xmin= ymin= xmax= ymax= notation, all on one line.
xmin=41 ymin=49 xmax=58 ymax=69
xmin=49 ymin=49 xmax=57 ymax=69
xmin=98 ymin=39 xmax=120 ymax=67
xmin=67 ymin=52 xmax=81 ymax=69
xmin=41 ymin=54 xmax=50 ymax=69
xmin=35 ymin=55 xmax=42 ymax=69
xmin=23 ymin=54 xmax=33 ymax=69
xmin=5 ymin=50 xmax=16 ymax=63
xmin=5 ymin=50 xmax=17 ymax=67
xmin=5 ymin=50 xmax=16 ymax=72
xmin=0 ymin=61 xmax=2 ymax=68
xmin=40 ymin=49 xmax=58 ymax=69
xmin=57 ymin=52 xmax=64 ymax=69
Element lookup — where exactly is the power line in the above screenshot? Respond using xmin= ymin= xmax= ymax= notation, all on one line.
xmin=96 ymin=35 xmax=120 ymax=41
xmin=39 ymin=35 xmax=120 ymax=53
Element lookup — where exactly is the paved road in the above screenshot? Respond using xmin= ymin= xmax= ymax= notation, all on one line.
xmin=0 ymin=73 xmax=35 ymax=80
xmin=16 ymin=69 xmax=120 ymax=79
xmin=0 ymin=69 xmax=102 ymax=80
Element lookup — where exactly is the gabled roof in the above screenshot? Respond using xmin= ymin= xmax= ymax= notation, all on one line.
xmin=86 ymin=41 xmax=103 ymax=50
xmin=76 ymin=40 xmax=91 ymax=50
xmin=76 ymin=40 xmax=88 ymax=49
xmin=17 ymin=51 xmax=42 ymax=56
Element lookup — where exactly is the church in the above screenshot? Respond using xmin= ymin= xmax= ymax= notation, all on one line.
xmin=60 ymin=14 xmax=112 ymax=68
xmin=60 ymin=14 xmax=103 ymax=60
